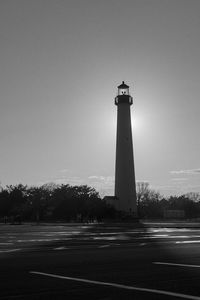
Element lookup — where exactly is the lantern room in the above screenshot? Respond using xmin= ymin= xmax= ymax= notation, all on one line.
xmin=117 ymin=81 xmax=129 ymax=96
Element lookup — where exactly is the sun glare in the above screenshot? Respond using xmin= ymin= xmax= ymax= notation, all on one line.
xmin=131 ymin=113 xmax=144 ymax=133
xmin=104 ymin=112 xmax=144 ymax=137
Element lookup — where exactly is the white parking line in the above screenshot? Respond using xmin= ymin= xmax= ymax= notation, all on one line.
xmin=30 ymin=271 xmax=200 ymax=300
xmin=0 ymin=249 xmax=21 ymax=253
xmin=154 ymin=262 xmax=200 ymax=268
xmin=98 ymin=244 xmax=110 ymax=248
xmin=176 ymin=241 xmax=200 ymax=244
xmin=53 ymin=246 xmax=69 ymax=250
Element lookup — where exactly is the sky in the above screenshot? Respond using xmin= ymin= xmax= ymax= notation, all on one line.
xmin=0 ymin=0 xmax=200 ymax=197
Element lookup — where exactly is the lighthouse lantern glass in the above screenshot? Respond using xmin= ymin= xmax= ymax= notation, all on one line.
xmin=118 ymin=87 xmax=129 ymax=96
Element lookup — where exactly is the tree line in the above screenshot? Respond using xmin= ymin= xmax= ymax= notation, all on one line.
xmin=137 ymin=182 xmax=200 ymax=219
xmin=0 ymin=183 xmax=115 ymax=223
xmin=0 ymin=182 xmax=200 ymax=223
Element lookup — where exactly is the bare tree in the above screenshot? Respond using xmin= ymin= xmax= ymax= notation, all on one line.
xmin=136 ymin=182 xmax=150 ymax=217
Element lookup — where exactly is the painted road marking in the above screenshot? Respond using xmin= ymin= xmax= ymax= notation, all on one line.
xmin=139 ymin=243 xmax=146 ymax=246
xmin=99 ymin=244 xmax=110 ymax=248
xmin=154 ymin=262 xmax=200 ymax=268
xmin=30 ymin=271 xmax=200 ymax=300
xmin=53 ymin=246 xmax=69 ymax=250
xmin=0 ymin=249 xmax=21 ymax=253
xmin=176 ymin=241 xmax=200 ymax=244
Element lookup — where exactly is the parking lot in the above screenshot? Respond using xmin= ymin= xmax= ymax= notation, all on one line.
xmin=1 ymin=222 xmax=200 ymax=299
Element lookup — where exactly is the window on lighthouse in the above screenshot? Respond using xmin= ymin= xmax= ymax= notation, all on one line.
xmin=121 ymin=89 xmax=126 ymax=95
xmin=118 ymin=86 xmax=129 ymax=95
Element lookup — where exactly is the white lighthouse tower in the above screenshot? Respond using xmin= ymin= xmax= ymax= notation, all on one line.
xmin=114 ymin=81 xmax=137 ymax=217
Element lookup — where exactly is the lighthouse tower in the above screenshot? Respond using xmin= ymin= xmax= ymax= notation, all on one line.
xmin=114 ymin=81 xmax=137 ymax=216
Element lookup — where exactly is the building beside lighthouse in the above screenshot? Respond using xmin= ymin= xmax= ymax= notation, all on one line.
xmin=111 ymin=81 xmax=137 ymax=217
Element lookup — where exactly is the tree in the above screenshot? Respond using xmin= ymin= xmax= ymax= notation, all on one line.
xmin=136 ymin=182 xmax=150 ymax=218
xmin=186 ymin=192 xmax=200 ymax=202
xmin=136 ymin=182 xmax=163 ymax=218
xmin=51 ymin=184 xmax=103 ymax=221
xmin=6 ymin=184 xmax=28 ymax=218
xmin=167 ymin=194 xmax=200 ymax=218
xmin=27 ymin=186 xmax=51 ymax=223
xmin=0 ymin=188 xmax=11 ymax=217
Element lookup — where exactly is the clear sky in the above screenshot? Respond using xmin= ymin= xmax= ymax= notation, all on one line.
xmin=0 ymin=0 xmax=200 ymax=197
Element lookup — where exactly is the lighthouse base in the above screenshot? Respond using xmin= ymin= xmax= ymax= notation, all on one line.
xmin=103 ymin=196 xmax=139 ymax=222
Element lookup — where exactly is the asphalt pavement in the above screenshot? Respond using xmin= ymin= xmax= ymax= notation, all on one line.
xmin=1 ymin=222 xmax=200 ymax=299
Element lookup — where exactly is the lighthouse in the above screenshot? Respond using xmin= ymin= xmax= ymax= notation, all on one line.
xmin=114 ymin=81 xmax=137 ymax=217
